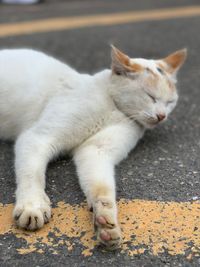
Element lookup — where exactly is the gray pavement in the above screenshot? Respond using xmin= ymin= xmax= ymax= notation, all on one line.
xmin=0 ymin=1 xmax=200 ymax=266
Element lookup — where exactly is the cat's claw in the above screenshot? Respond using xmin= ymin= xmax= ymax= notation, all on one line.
xmin=13 ymin=194 xmax=51 ymax=230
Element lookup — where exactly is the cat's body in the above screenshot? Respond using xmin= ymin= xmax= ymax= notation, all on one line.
xmin=0 ymin=47 xmax=186 ymax=248
xmin=0 ymin=49 xmax=112 ymax=141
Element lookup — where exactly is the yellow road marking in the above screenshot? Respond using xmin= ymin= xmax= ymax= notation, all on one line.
xmin=1 ymin=199 xmax=200 ymax=258
xmin=0 ymin=6 xmax=200 ymax=38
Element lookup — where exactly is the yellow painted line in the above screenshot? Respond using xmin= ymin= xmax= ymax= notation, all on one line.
xmin=0 ymin=6 xmax=200 ymax=38
xmin=1 ymin=199 xmax=200 ymax=258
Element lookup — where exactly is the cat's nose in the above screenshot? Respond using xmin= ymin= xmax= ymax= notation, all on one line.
xmin=157 ymin=113 xmax=166 ymax=122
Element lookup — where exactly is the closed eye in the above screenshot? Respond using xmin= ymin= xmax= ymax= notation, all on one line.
xmin=147 ymin=93 xmax=156 ymax=103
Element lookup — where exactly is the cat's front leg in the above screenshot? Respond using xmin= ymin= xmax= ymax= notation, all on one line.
xmin=13 ymin=130 xmax=58 ymax=230
xmin=73 ymin=122 xmax=142 ymax=249
xmin=74 ymin=143 xmax=121 ymax=249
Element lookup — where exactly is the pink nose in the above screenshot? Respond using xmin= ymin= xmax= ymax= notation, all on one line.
xmin=157 ymin=113 xmax=166 ymax=122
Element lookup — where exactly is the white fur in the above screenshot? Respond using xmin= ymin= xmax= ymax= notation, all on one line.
xmin=0 ymin=48 xmax=181 ymax=247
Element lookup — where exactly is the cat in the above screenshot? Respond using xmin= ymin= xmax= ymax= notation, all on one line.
xmin=0 ymin=45 xmax=186 ymax=249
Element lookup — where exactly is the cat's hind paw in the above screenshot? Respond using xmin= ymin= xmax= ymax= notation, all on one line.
xmin=13 ymin=194 xmax=51 ymax=230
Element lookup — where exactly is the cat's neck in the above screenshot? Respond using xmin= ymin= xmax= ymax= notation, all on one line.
xmin=93 ymin=69 xmax=144 ymax=130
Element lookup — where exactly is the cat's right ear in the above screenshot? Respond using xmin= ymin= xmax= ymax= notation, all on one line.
xmin=111 ymin=45 xmax=144 ymax=77
xmin=111 ymin=45 xmax=131 ymax=76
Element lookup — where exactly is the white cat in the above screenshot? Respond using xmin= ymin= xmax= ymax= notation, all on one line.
xmin=0 ymin=46 xmax=186 ymax=249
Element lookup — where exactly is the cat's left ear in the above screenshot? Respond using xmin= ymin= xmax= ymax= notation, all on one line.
xmin=161 ymin=49 xmax=187 ymax=76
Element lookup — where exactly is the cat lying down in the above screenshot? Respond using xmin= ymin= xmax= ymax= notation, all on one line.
xmin=0 ymin=46 xmax=186 ymax=249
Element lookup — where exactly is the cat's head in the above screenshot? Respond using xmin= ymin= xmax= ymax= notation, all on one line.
xmin=110 ymin=45 xmax=187 ymax=129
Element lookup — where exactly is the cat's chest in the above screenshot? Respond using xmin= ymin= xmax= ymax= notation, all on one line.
xmin=68 ymin=98 xmax=113 ymax=145
xmin=83 ymin=114 xmax=109 ymax=136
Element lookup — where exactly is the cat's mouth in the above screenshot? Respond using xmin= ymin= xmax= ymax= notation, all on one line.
xmin=131 ymin=116 xmax=163 ymax=129
xmin=139 ymin=119 xmax=160 ymax=129
xmin=146 ymin=117 xmax=167 ymax=128
xmin=134 ymin=119 xmax=157 ymax=129
xmin=148 ymin=120 xmax=160 ymax=126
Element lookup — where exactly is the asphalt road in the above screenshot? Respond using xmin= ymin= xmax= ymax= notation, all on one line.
xmin=0 ymin=0 xmax=200 ymax=266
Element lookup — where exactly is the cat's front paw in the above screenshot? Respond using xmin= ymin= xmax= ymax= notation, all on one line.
xmin=13 ymin=192 xmax=51 ymax=230
xmin=93 ymin=197 xmax=122 ymax=250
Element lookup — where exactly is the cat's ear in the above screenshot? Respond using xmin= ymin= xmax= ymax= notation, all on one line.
xmin=111 ymin=45 xmax=142 ymax=76
xmin=162 ymin=49 xmax=187 ymax=75
xmin=111 ymin=45 xmax=130 ymax=76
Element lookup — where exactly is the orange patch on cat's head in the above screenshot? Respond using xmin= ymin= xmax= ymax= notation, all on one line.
xmin=129 ymin=62 xmax=144 ymax=73
xmin=156 ymin=62 xmax=177 ymax=91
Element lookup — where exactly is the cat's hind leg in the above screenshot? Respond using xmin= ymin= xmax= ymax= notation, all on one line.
xmin=13 ymin=129 xmax=60 ymax=230
xmin=73 ymin=122 xmax=139 ymax=249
